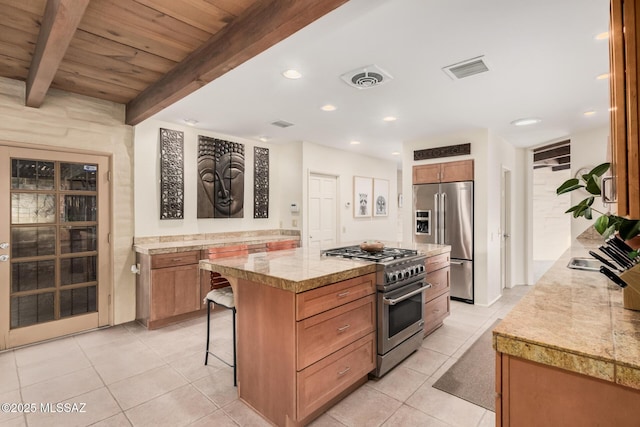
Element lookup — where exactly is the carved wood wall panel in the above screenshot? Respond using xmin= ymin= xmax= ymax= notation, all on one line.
xmin=254 ymin=146 xmax=269 ymax=218
xmin=414 ymin=143 xmax=471 ymax=161
xmin=159 ymin=128 xmax=184 ymax=219
xmin=197 ymin=136 xmax=245 ymax=218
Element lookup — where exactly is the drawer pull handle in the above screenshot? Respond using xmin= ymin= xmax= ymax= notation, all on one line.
xmin=171 ymin=258 xmax=183 ymax=262
xmin=433 ymin=309 xmax=441 ymax=313
xmin=337 ymin=366 xmax=351 ymax=376
xmin=337 ymin=324 xmax=351 ymax=332
xmin=336 ymin=291 xmax=350 ymax=298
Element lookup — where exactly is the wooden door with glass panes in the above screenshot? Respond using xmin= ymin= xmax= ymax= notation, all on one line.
xmin=0 ymin=146 xmax=110 ymax=350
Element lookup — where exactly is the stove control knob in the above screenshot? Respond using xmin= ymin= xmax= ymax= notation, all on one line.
xmin=419 ymin=265 xmax=425 ymax=273
xmin=386 ymin=272 xmax=396 ymax=283
xmin=403 ymin=269 xmax=410 ymax=279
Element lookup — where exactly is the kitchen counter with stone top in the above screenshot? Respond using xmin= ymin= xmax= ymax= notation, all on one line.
xmin=493 ymin=239 xmax=640 ymax=391
xmin=199 ymin=243 xmax=451 ymax=294
xmin=133 ymin=230 xmax=300 ymax=255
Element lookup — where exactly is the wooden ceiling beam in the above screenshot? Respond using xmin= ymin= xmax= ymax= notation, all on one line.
xmin=25 ymin=0 xmax=90 ymax=107
xmin=125 ymin=0 xmax=349 ymax=125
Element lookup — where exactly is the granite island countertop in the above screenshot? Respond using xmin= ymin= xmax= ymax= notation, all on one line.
xmin=493 ymin=239 xmax=640 ymax=390
xmin=199 ymin=243 xmax=451 ymax=294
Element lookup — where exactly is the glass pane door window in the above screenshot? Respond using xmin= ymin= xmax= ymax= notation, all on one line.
xmin=10 ymin=159 xmax=99 ymax=329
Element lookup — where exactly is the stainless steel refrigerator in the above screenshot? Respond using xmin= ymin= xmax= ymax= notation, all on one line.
xmin=413 ymin=181 xmax=474 ymax=302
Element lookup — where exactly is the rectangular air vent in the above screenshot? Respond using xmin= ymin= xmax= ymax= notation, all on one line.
xmin=442 ymin=56 xmax=489 ymax=80
xmin=271 ymin=120 xmax=294 ymax=128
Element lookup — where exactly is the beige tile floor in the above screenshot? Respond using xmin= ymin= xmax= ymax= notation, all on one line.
xmin=0 ymin=286 xmax=530 ymax=427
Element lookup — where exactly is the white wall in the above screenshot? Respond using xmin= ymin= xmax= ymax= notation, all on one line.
xmin=532 ymin=167 xmax=571 ymax=261
xmin=569 ymin=126 xmax=610 ymax=240
xmin=276 ymin=142 xmax=303 ymax=231
xmin=134 ymin=119 xmax=281 ymax=237
xmin=402 ymin=128 xmax=521 ymax=306
xmin=300 ymin=141 xmax=399 ymax=246
xmin=0 ymin=77 xmax=135 ymax=324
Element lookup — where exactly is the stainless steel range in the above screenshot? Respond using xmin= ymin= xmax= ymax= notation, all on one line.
xmin=323 ymin=245 xmax=429 ymax=377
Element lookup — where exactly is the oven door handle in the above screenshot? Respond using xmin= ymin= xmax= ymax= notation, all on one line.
xmin=383 ymin=283 xmax=431 ymax=305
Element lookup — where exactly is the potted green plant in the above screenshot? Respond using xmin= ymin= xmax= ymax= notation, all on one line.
xmin=556 ymin=162 xmax=640 ymax=255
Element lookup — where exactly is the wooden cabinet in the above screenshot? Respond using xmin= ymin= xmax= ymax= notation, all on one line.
xmin=496 ymin=352 xmax=640 ymax=426
xmin=610 ymin=0 xmax=640 ymax=218
xmin=136 ymin=251 xmax=200 ymax=329
xmin=424 ymin=252 xmax=450 ymax=336
xmin=136 ymin=238 xmax=300 ymax=328
xmin=236 ymin=273 xmax=376 ymax=426
xmin=413 ymin=159 xmax=474 ymax=184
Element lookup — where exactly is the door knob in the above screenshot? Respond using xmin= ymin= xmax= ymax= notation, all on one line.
xmin=0 ymin=242 xmax=8 ymax=250
xmin=0 ymin=255 xmax=9 ymax=262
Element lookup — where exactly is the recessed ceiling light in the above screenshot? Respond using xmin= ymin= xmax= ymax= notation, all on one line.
xmin=595 ymin=31 xmax=609 ymax=40
xmin=510 ymin=117 xmax=541 ymax=126
xmin=184 ymin=119 xmax=198 ymax=126
xmin=583 ymin=110 xmax=596 ymax=116
xmin=383 ymin=116 xmax=397 ymax=122
xmin=391 ymin=151 xmax=400 ymax=156
xmin=350 ymin=140 xmax=361 ymax=145
xmin=258 ymin=136 xmax=269 ymax=142
xmin=282 ymin=69 xmax=302 ymax=79
xmin=596 ymin=73 xmax=609 ymax=80
xmin=321 ymin=104 xmax=336 ymax=111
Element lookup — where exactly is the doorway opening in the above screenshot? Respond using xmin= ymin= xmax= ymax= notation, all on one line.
xmin=531 ymin=140 xmax=572 ymax=282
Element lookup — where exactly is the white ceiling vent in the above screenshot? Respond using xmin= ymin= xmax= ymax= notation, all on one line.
xmin=442 ymin=56 xmax=490 ymax=80
xmin=271 ymin=120 xmax=294 ymax=128
xmin=340 ymin=64 xmax=393 ymax=89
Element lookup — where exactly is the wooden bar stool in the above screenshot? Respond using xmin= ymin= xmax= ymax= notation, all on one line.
xmin=204 ymin=286 xmax=237 ymax=386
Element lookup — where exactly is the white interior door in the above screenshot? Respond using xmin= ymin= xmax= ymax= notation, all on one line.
xmin=500 ymin=167 xmax=512 ymax=290
xmin=0 ymin=145 xmax=111 ymax=350
xmin=308 ymin=173 xmax=338 ymax=249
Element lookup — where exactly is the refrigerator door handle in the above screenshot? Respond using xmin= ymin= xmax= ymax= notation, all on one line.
xmin=434 ymin=193 xmax=439 ymax=243
xmin=441 ymin=192 xmax=446 ymax=244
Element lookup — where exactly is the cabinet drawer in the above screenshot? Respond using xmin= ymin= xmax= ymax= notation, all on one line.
xmin=424 ymin=292 xmax=449 ymax=334
xmin=203 ymin=245 xmax=249 ymax=259
xmin=425 ymin=266 xmax=450 ymax=301
xmin=266 ymin=240 xmax=299 ymax=251
xmin=426 ymin=252 xmax=450 ymax=273
xmin=297 ymin=295 xmax=375 ymax=369
xmin=151 ymin=251 xmax=199 ymax=269
xmin=297 ymin=333 xmax=375 ymax=421
xmin=296 ymin=273 xmax=375 ymax=320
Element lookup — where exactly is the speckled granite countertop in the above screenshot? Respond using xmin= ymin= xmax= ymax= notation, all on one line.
xmin=493 ymin=239 xmax=640 ymax=390
xmin=134 ymin=235 xmax=299 ymax=255
xmin=199 ymin=243 xmax=451 ymax=294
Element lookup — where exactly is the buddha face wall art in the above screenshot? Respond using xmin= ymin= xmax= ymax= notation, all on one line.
xmin=197 ymin=136 xmax=245 ymax=218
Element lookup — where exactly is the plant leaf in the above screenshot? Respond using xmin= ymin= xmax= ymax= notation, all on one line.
xmin=585 ymin=176 xmax=601 ymax=195
xmin=588 ymin=162 xmax=610 ymax=178
xmin=594 ymin=215 xmax=609 ymax=234
xmin=557 ymin=178 xmax=582 ymax=194
xmin=565 ymin=206 xmax=579 ymax=214
xmin=619 ymin=219 xmax=640 ymax=241
xmin=603 ymin=225 xmax=617 ymax=239
xmin=585 ymin=196 xmax=594 ymax=206
xmin=584 ymin=207 xmax=592 ymax=220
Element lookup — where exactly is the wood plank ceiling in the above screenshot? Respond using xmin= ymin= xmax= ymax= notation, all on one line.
xmin=0 ymin=0 xmax=349 ymax=125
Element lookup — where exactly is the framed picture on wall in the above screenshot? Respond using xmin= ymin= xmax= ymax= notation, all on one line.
xmin=373 ymin=178 xmax=389 ymax=217
xmin=353 ymin=176 xmax=372 ymax=218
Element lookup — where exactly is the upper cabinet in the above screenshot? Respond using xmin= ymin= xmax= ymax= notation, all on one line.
xmin=610 ymin=0 xmax=640 ymax=218
xmin=413 ymin=159 xmax=474 ymax=184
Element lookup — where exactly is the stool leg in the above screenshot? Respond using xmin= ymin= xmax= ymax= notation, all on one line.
xmin=232 ymin=307 xmax=237 ymax=387
xmin=205 ymin=299 xmax=211 ymax=365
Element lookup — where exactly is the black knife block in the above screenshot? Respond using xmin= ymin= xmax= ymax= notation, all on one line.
xmin=620 ymin=264 xmax=640 ymax=311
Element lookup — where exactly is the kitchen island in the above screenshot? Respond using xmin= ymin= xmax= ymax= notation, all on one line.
xmin=493 ymin=238 xmax=640 ymax=426
xmin=200 ymin=243 xmax=449 ymax=426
